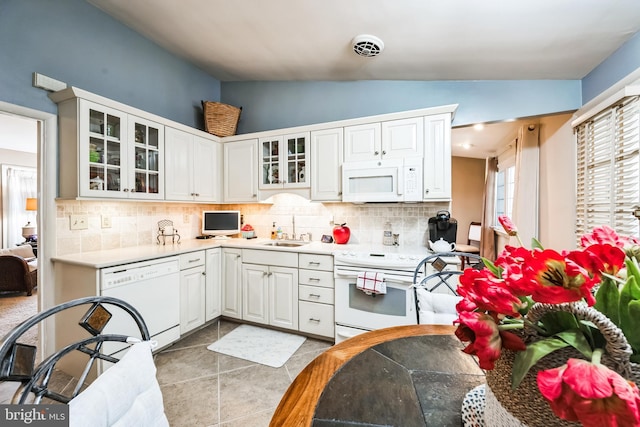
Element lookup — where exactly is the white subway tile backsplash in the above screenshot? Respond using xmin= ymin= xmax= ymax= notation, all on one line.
xmin=55 ymin=194 xmax=450 ymax=254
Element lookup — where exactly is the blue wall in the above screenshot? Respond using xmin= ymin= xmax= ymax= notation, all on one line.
xmin=0 ymin=0 xmax=221 ymax=129
xmin=221 ymin=80 xmax=581 ymax=133
xmin=582 ymin=31 xmax=640 ymax=104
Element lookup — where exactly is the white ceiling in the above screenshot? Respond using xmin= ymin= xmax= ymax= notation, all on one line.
xmin=88 ymin=0 xmax=640 ymax=82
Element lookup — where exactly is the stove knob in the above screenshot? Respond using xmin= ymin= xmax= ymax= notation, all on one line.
xmin=349 ymin=252 xmax=356 ymax=256
xmin=398 ymin=254 xmax=406 ymax=259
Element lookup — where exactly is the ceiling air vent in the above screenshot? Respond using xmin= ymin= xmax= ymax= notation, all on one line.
xmin=352 ymin=35 xmax=384 ymax=58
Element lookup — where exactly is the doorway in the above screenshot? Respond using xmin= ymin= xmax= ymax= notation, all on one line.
xmin=0 ymin=100 xmax=57 ymax=356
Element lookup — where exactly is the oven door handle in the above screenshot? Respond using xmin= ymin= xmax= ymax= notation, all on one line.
xmin=334 ymin=269 xmax=415 ymax=284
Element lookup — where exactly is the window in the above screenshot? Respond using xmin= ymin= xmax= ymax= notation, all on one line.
xmin=575 ymin=96 xmax=640 ymax=241
xmin=496 ymin=165 xmax=515 ymax=224
xmin=495 ymin=143 xmax=516 ymax=228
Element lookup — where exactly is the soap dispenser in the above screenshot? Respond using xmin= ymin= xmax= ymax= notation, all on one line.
xmin=271 ymin=222 xmax=277 ymax=240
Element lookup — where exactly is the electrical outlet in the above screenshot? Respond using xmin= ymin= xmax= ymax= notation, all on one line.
xmin=183 ymin=214 xmax=190 ymax=224
xmin=101 ymin=215 xmax=112 ymax=228
xmin=70 ymin=214 xmax=88 ymax=230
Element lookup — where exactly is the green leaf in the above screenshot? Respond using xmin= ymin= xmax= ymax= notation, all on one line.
xmin=593 ymin=278 xmax=620 ymax=326
xmin=625 ymin=301 xmax=640 ymax=354
xmin=620 ymin=276 xmax=640 ymax=338
xmin=512 ymin=338 xmax=570 ymax=389
xmin=624 ymin=259 xmax=640 ymax=299
xmin=539 ymin=311 xmax=580 ymax=336
xmin=554 ymin=330 xmax=593 ymax=359
xmin=531 ymin=237 xmax=544 ymax=250
xmin=482 ymin=257 xmax=502 ymax=278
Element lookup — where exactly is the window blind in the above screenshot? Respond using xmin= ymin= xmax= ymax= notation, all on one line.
xmin=575 ymin=96 xmax=640 ymax=242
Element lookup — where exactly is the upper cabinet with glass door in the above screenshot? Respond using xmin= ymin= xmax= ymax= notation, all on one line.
xmin=51 ymin=89 xmax=165 ymax=200
xmin=128 ymin=117 xmax=164 ymax=199
xmin=259 ymin=132 xmax=309 ymax=190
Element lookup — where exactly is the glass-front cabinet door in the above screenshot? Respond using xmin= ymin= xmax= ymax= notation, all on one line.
xmin=128 ymin=116 xmax=164 ymax=199
xmin=259 ymin=132 xmax=309 ymax=190
xmin=80 ymin=101 xmax=128 ymax=198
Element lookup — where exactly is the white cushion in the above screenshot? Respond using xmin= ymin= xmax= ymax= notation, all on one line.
xmin=416 ymin=288 xmax=461 ymax=325
xmin=68 ymin=341 xmax=169 ymax=427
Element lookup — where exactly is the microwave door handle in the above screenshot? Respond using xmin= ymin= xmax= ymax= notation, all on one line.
xmin=397 ymin=169 xmax=404 ymax=195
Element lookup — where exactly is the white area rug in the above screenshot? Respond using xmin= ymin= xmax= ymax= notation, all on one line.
xmin=207 ymin=324 xmax=306 ymax=368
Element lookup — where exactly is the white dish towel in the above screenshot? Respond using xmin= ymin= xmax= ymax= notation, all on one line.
xmin=356 ymin=271 xmax=386 ymax=295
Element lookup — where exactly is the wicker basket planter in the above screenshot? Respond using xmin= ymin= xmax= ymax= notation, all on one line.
xmin=202 ymin=101 xmax=242 ymax=137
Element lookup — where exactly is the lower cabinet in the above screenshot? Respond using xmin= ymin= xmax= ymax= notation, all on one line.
xmin=298 ymin=253 xmax=335 ymax=338
xmin=242 ymin=249 xmax=299 ymax=331
xmin=205 ymin=248 xmax=221 ymax=321
xmin=221 ymin=247 xmax=243 ymax=319
xmin=179 ymin=251 xmax=206 ymax=334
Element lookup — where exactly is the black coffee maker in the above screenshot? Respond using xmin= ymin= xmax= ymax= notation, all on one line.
xmin=428 ymin=210 xmax=457 ymax=243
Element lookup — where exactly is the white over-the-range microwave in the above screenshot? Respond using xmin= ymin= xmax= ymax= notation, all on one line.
xmin=342 ymin=158 xmax=423 ymax=203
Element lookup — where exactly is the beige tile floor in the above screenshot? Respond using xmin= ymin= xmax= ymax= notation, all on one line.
xmin=156 ymin=320 xmax=333 ymax=427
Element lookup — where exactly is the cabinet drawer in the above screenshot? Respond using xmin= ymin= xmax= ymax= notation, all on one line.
xmin=299 ymin=269 xmax=334 ymax=288
xmin=298 ymin=301 xmax=334 ymax=338
xmin=299 ymin=285 xmax=334 ymax=304
xmin=299 ymin=253 xmax=333 ymax=271
xmin=242 ymin=249 xmax=298 ymax=267
xmin=179 ymin=251 xmax=205 ymax=270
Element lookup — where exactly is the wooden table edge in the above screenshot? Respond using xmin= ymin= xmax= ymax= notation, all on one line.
xmin=269 ymin=324 xmax=457 ymax=427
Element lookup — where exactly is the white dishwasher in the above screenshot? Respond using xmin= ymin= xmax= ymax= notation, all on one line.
xmin=100 ymin=256 xmax=180 ymax=355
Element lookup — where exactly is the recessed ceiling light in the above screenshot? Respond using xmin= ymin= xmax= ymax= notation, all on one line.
xmin=473 ymin=124 xmax=484 ymax=131
xmin=461 ymin=143 xmax=474 ymax=149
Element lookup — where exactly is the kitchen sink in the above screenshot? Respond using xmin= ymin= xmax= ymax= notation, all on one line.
xmin=262 ymin=241 xmax=309 ymax=247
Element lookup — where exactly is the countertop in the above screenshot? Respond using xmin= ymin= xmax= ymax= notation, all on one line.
xmin=51 ymin=237 xmax=433 ymax=269
xmin=270 ymin=324 xmax=485 ymax=426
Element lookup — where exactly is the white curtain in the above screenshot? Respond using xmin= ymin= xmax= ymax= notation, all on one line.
xmin=511 ymin=125 xmax=540 ymax=247
xmin=3 ymin=166 xmax=37 ymax=247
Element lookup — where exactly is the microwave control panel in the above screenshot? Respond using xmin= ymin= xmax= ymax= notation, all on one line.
xmin=403 ymin=159 xmax=423 ymax=202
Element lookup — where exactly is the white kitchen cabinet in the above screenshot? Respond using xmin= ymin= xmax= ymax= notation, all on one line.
xmin=223 ymin=139 xmax=259 ymax=202
xmin=343 ymin=123 xmax=381 ymax=162
xmin=298 ymin=253 xmax=334 ymax=338
xmin=242 ymin=263 xmax=298 ymax=330
xmin=221 ymin=247 xmax=243 ymax=319
xmin=381 ymin=117 xmax=424 ymax=158
xmin=179 ymin=251 xmax=206 ymax=334
xmin=242 ymin=249 xmax=299 ymax=331
xmin=423 ymin=113 xmax=452 ymax=201
xmin=344 ymin=117 xmax=423 ymax=162
xmin=205 ymin=248 xmax=221 ymax=321
xmin=259 ymin=132 xmax=309 ymax=190
xmin=54 ymin=95 xmax=164 ymax=200
xmin=165 ymin=127 xmax=221 ymax=202
xmin=310 ymin=128 xmax=343 ymax=201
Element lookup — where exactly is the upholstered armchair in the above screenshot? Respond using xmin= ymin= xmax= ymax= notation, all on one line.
xmin=0 ymin=245 xmax=37 ymax=296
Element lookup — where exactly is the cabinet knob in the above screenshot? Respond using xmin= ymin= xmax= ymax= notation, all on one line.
xmin=374 ymin=151 xmax=379 ymax=155
xmin=123 ymin=188 xmax=129 ymax=192
xmin=130 ymin=188 xmax=135 ymax=192
xmin=268 ymin=272 xmax=273 ymax=277
xmin=382 ymin=150 xmax=387 ymax=155
xmin=195 ymin=193 xmax=200 ymax=197
xmin=425 ymin=189 xmax=430 ymax=194
xmin=201 ymin=272 xmax=206 ymax=276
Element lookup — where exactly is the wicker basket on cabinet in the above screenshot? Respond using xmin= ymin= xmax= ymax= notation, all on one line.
xmin=201 ymin=100 xmax=242 ymax=137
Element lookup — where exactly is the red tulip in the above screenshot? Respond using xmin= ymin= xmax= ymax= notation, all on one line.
xmin=454 ymin=311 xmax=525 ymax=370
xmin=498 ymin=215 xmax=519 ymax=236
xmin=537 ymin=356 xmax=640 ymax=427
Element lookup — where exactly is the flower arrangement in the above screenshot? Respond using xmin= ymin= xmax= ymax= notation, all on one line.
xmin=455 ymin=216 xmax=640 ymax=426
